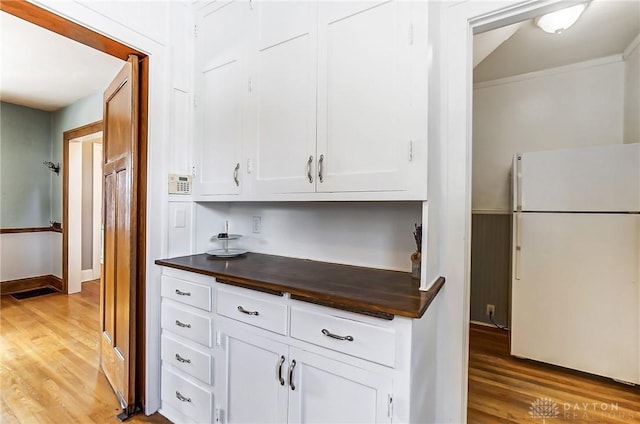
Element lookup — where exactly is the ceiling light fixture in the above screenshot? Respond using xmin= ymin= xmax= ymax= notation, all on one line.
xmin=535 ymin=3 xmax=588 ymax=34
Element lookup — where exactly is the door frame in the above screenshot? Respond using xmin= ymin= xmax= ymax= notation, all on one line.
xmin=1 ymin=0 xmax=150 ymax=412
xmin=63 ymin=121 xmax=103 ymax=294
xmin=440 ymin=0 xmax=580 ymax=421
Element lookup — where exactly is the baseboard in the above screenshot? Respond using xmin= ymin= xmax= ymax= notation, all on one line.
xmin=81 ymin=269 xmax=94 ymax=282
xmin=1 ymin=274 xmax=62 ymax=295
xmin=470 ymin=320 xmax=496 ymax=328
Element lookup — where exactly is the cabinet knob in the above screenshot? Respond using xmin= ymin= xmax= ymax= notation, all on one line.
xmin=307 ymin=156 xmax=313 ymax=183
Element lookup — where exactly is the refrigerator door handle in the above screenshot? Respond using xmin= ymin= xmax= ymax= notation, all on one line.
xmin=515 ymin=213 xmax=522 ymax=280
xmin=515 ymin=154 xmax=523 ymax=212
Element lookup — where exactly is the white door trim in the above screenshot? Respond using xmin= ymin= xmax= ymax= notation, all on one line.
xmin=439 ymin=1 xmax=569 ymax=422
xmin=69 ymin=132 xmax=102 ymax=293
xmin=92 ymin=142 xmax=103 ymax=280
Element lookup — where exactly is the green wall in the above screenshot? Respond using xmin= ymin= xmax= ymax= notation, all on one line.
xmin=0 ymin=102 xmax=53 ymax=228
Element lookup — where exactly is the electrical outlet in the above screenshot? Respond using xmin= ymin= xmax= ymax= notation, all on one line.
xmin=252 ymin=216 xmax=261 ymax=234
xmin=486 ymin=304 xmax=495 ymax=316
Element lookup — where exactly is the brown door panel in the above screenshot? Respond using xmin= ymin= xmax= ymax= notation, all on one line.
xmin=100 ymin=55 xmax=139 ymax=415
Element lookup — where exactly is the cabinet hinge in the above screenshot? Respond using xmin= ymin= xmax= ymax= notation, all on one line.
xmin=193 ymin=96 xmax=198 ymax=108
xmin=194 ymin=24 xmax=198 ymax=38
xmin=388 ymin=394 xmax=394 ymax=418
xmin=408 ymin=23 xmax=414 ymax=46
xmin=215 ymin=407 xmax=224 ymax=423
xmin=192 ymin=165 xmax=197 ymax=178
xmin=408 ymin=140 xmax=414 ymax=162
xmin=248 ymin=78 xmax=253 ymax=93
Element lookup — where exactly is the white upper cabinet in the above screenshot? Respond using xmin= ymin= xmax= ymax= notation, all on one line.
xmin=192 ymin=0 xmax=428 ymax=200
xmin=193 ymin=1 xmax=249 ymax=196
xmin=316 ymin=1 xmax=413 ymax=193
xmin=248 ymin=1 xmax=318 ymax=194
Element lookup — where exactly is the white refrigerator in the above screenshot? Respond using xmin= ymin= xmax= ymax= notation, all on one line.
xmin=511 ymin=143 xmax=640 ymax=384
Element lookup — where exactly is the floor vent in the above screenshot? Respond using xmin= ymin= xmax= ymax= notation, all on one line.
xmin=10 ymin=287 xmax=58 ymax=300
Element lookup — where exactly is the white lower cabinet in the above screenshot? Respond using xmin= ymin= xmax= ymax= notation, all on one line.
xmin=287 ymin=347 xmax=392 ymax=424
xmin=159 ymin=268 xmax=433 ymax=424
xmin=220 ymin=324 xmax=289 ymax=423
xmin=218 ymin=321 xmax=391 ymax=424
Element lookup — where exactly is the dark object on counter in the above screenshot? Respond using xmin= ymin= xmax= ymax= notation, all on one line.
xmin=413 ymin=223 xmax=422 ymax=253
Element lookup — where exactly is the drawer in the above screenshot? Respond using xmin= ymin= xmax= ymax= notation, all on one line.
xmin=290 ymin=307 xmax=396 ymax=367
xmin=162 ymin=276 xmax=212 ymax=311
xmin=161 ymin=334 xmax=214 ymax=385
xmin=216 ymin=287 xmax=288 ymax=335
xmin=162 ymin=302 xmax=213 ymax=347
xmin=162 ymin=367 xmax=213 ymax=424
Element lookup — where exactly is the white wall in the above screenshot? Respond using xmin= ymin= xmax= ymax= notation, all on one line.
xmin=624 ymin=35 xmax=640 ymax=144
xmin=50 ymin=232 xmax=62 ymax=279
xmin=191 ymin=201 xmax=422 ymax=272
xmin=472 ymin=57 xmax=625 ymax=212
xmin=0 ymin=232 xmax=53 ymax=281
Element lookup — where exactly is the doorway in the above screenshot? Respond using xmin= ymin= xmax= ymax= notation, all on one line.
xmin=64 ymin=123 xmax=103 ymax=294
xmin=439 ymin=0 xmax=639 ymax=422
xmin=1 ymin=0 xmax=149 ymax=415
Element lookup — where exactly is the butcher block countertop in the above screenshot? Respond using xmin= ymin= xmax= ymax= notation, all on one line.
xmin=155 ymin=253 xmax=445 ymax=320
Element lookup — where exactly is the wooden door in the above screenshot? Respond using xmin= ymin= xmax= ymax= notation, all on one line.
xmin=287 ymin=347 xmax=393 ymax=424
xmin=101 ymin=55 xmax=140 ymax=416
xmin=250 ymin=1 xmax=318 ymax=194
xmin=316 ymin=1 xmax=412 ymax=193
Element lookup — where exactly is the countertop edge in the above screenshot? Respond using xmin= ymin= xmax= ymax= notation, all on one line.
xmin=155 ymin=257 xmax=445 ymax=320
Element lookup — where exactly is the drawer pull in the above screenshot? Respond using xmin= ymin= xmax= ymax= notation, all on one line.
xmin=288 ymin=359 xmax=297 ymax=391
xmin=307 ymin=155 xmax=313 ymax=183
xmin=277 ymin=355 xmax=285 ymax=386
xmin=175 ymin=320 xmax=192 ymax=328
xmin=175 ymin=353 xmax=191 ymax=364
xmin=233 ymin=163 xmax=240 ymax=186
xmin=175 ymin=391 xmax=191 ymax=403
xmin=318 ymin=154 xmax=324 ymax=183
xmin=237 ymin=305 xmax=259 ymax=316
xmin=322 ymin=328 xmax=354 ymax=342
xmin=175 ymin=289 xmax=191 ymax=296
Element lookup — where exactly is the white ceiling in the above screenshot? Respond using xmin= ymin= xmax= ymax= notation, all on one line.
xmin=0 ymin=11 xmax=125 ymax=112
xmin=474 ymin=0 xmax=640 ymax=82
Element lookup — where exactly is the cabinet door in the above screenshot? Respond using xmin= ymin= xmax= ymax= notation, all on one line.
xmin=194 ymin=1 xmax=249 ymax=195
xmin=249 ymin=1 xmax=318 ymax=194
xmin=287 ymin=347 xmax=392 ymax=424
xmin=316 ymin=1 xmax=413 ymax=193
xmin=221 ymin=324 xmax=289 ymax=423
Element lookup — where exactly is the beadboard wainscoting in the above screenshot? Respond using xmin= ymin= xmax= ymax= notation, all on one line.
xmin=470 ymin=212 xmax=511 ymax=327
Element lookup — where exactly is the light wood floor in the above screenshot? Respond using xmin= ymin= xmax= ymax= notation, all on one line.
xmin=468 ymin=324 xmax=640 ymax=423
xmin=0 ymin=281 xmax=171 ymax=424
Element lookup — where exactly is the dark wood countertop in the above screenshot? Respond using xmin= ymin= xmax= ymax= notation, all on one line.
xmin=155 ymin=253 xmax=444 ymax=320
